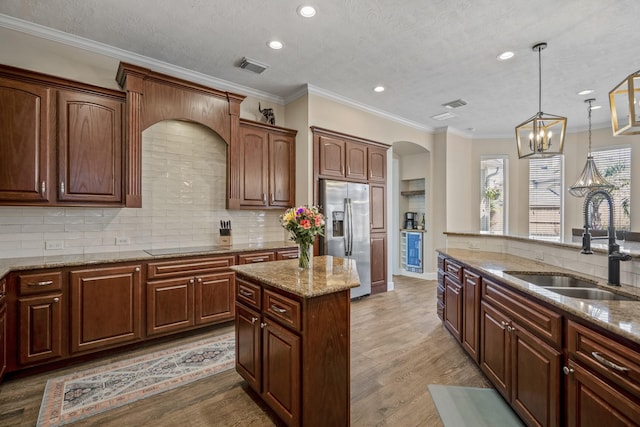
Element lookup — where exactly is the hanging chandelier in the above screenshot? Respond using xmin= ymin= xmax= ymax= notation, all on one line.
xmin=609 ymin=69 xmax=640 ymax=135
xmin=569 ymin=99 xmax=614 ymax=197
xmin=515 ymin=42 xmax=567 ymax=159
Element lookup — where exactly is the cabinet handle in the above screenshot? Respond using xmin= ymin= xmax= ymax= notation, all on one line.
xmin=562 ymin=366 xmax=575 ymax=375
xmin=270 ymin=304 xmax=287 ymax=314
xmin=28 ymin=280 xmax=54 ymax=287
xmin=251 ymin=317 xmax=258 ymax=324
xmin=53 ymin=297 xmax=59 ymax=303
xmin=260 ymin=322 xmax=267 ymax=329
xmin=270 ymin=193 xmax=274 ymax=203
xmin=41 ymin=181 xmax=46 ymax=195
xmin=591 ymin=351 xmax=630 ymax=372
xmin=60 ymin=182 xmax=65 ymax=194
xmin=0 ymin=291 xmax=6 ymax=298
xmin=262 ymin=193 xmax=267 ymax=203
xmin=466 ymin=279 xmax=477 ymax=286
xmin=239 ymin=289 xmax=253 ymax=297
xmin=251 ymin=258 xmax=265 ymax=263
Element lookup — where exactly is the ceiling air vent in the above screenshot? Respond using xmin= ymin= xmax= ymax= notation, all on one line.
xmin=442 ymin=99 xmax=468 ymax=109
xmin=431 ymin=112 xmax=456 ymax=121
xmin=239 ymin=57 xmax=269 ymax=74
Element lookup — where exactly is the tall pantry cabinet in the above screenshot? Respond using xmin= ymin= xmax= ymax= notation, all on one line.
xmin=312 ymin=127 xmax=389 ymax=294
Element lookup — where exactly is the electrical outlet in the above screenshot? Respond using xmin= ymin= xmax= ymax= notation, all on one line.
xmin=534 ymin=250 xmax=544 ymax=261
xmin=45 ymin=240 xmax=64 ymax=250
xmin=468 ymin=242 xmax=480 ymax=250
xmin=115 ymin=236 xmax=131 ymax=245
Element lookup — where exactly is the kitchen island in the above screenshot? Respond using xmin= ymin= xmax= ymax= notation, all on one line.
xmin=231 ymin=256 xmax=359 ymax=427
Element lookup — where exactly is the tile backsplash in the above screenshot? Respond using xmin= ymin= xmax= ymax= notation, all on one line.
xmin=0 ymin=120 xmax=286 ymax=259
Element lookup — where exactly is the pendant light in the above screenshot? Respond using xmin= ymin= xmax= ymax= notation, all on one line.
xmin=609 ymin=69 xmax=640 ymax=135
xmin=515 ymin=42 xmax=567 ymax=159
xmin=569 ymin=99 xmax=614 ymax=197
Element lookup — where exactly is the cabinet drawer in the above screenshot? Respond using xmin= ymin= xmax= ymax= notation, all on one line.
xmin=482 ymin=277 xmax=562 ymax=347
xmin=18 ymin=271 xmax=63 ymax=295
xmin=147 ymin=256 xmax=235 ymax=279
xmin=238 ymin=251 xmax=276 ymax=264
xmin=264 ymin=290 xmax=301 ymax=332
xmin=567 ymin=320 xmax=640 ymax=398
xmin=444 ymin=259 xmax=462 ymax=282
xmin=436 ymin=283 xmax=444 ymax=304
xmin=236 ymin=278 xmax=261 ymax=310
xmin=276 ymin=249 xmax=299 ymax=260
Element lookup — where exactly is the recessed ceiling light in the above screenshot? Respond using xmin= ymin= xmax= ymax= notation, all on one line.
xmin=297 ymin=5 xmax=317 ymax=18
xmin=591 ymin=105 xmax=602 ymax=110
xmin=268 ymin=40 xmax=284 ymax=50
xmin=578 ymin=89 xmax=594 ymax=95
xmin=497 ymin=51 xmax=515 ymax=61
xmin=374 ymin=86 xmax=385 ymax=93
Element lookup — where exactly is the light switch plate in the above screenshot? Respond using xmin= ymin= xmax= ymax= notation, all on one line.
xmin=45 ymin=240 xmax=64 ymax=250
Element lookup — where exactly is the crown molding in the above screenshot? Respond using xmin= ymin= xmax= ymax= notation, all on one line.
xmin=0 ymin=14 xmax=284 ymax=104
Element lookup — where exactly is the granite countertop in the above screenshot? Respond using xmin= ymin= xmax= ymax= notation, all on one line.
xmin=438 ymin=248 xmax=640 ymax=346
xmin=0 ymin=241 xmax=298 ymax=278
xmin=230 ymin=255 xmax=360 ymax=298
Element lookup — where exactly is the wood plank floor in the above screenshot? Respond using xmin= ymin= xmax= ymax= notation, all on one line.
xmin=0 ymin=275 xmax=490 ymax=426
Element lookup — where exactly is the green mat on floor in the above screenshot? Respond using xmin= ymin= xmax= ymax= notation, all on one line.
xmin=428 ymin=384 xmax=525 ymax=427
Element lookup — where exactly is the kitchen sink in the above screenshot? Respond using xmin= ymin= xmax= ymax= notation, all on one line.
xmin=541 ymin=287 xmax=638 ymax=301
xmin=505 ymin=272 xmax=597 ymax=288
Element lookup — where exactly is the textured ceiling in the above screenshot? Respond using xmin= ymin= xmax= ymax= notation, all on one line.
xmin=1 ymin=0 xmax=639 ymax=137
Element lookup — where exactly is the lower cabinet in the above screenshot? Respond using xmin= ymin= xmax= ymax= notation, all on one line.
xmin=70 ymin=265 xmax=142 ymax=354
xmin=0 ymin=303 xmax=5 ymax=381
xmin=19 ymin=292 xmax=63 ymax=365
xmin=235 ymin=275 xmax=350 ymax=427
xmin=370 ymin=233 xmax=387 ymax=294
xmin=443 ymin=275 xmax=463 ymax=342
xmin=462 ymin=270 xmax=481 ymax=362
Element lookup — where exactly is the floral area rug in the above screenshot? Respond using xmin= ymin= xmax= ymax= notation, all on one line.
xmin=37 ymin=332 xmax=235 ymax=427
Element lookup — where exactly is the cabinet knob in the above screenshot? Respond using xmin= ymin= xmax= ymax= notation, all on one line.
xmin=135 ymin=267 xmax=140 ymax=272
xmin=562 ymin=366 xmax=574 ymax=375
xmin=251 ymin=317 xmax=258 ymax=324
xmin=197 ymin=277 xmax=203 ymax=282
xmin=501 ymin=321 xmax=508 ymax=327
xmin=53 ymin=297 xmax=60 ymax=303
xmin=189 ymin=279 xmax=194 ymax=284
xmin=260 ymin=322 xmax=267 ymax=329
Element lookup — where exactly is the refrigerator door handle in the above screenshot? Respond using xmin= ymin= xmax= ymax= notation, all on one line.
xmin=347 ymin=198 xmax=354 ymax=256
xmin=343 ymin=198 xmax=349 ymax=256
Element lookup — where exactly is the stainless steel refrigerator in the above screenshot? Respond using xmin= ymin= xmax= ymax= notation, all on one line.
xmin=319 ymin=179 xmax=371 ymax=298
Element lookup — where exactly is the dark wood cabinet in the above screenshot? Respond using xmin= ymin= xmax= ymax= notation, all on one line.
xmin=443 ymin=275 xmax=463 ymax=342
xmin=370 ymin=233 xmax=387 ymax=294
xmin=57 ymin=90 xmax=123 ymax=204
xmin=368 ymin=145 xmax=387 ymax=182
xmin=565 ymin=360 xmax=640 ymax=427
xmin=19 ymin=293 xmax=63 ymax=365
xmin=0 ymin=77 xmax=51 ymax=203
xmin=235 ymin=273 xmax=350 ymax=427
xmin=238 ymin=120 xmax=296 ymax=209
xmin=276 ymin=248 xmax=299 ymax=260
xmin=70 ymin=265 xmax=142 ymax=354
xmin=0 ymin=278 xmax=5 ymax=381
xmin=0 ymin=65 xmax=126 ymax=207
xmin=238 ymin=251 xmax=276 ymax=264
xmin=317 ymin=135 xmax=346 ymax=178
xmin=146 ymin=256 xmax=236 ymax=337
xmin=462 ymin=270 xmax=481 ymax=362
xmin=345 ymin=141 xmax=367 ymax=180
xmin=370 ymin=183 xmax=386 ymax=233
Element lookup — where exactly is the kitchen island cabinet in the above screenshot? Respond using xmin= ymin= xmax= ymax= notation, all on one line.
xmin=232 ymin=256 xmax=359 ymax=427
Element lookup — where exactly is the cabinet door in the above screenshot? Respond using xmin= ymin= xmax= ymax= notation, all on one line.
xmin=239 ymin=124 xmax=269 ymax=207
xmin=195 ymin=271 xmax=235 ymax=325
xmin=462 ymin=271 xmax=481 ymax=362
xmin=268 ymin=132 xmax=295 ymax=207
xmin=565 ymin=360 xmax=640 ymax=427
xmin=70 ymin=265 xmax=142 ymax=353
xmin=370 ymin=184 xmax=386 ymax=232
xmin=318 ymin=135 xmax=346 ymax=178
xmin=0 ymin=305 xmax=6 ymax=380
xmin=370 ymin=233 xmax=387 ymax=294
xmin=147 ymin=277 xmax=194 ymax=336
xmin=235 ymin=303 xmax=261 ymax=391
xmin=368 ymin=146 xmax=387 ymax=182
xmin=262 ymin=319 xmax=301 ymax=426
xmin=19 ymin=293 xmax=63 ymax=365
xmin=511 ymin=322 xmax=561 ymax=427
xmin=480 ymin=301 xmax=510 ymax=399
xmin=0 ymin=78 xmax=51 ymax=203
xmin=443 ymin=275 xmax=463 ymax=342
xmin=57 ymin=90 xmax=123 ymax=204
xmin=345 ymin=141 xmax=367 ymax=180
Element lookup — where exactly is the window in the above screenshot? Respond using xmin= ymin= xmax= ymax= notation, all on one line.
xmin=480 ymin=157 xmax=506 ymax=234
xmin=529 ymin=157 xmax=563 ymax=240
xmin=590 ymin=147 xmax=631 ymax=231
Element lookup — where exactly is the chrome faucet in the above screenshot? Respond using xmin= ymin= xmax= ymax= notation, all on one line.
xmin=581 ymin=189 xmax=631 ymax=286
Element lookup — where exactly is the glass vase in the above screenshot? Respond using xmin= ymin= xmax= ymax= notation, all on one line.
xmin=298 ymin=243 xmax=313 ymax=270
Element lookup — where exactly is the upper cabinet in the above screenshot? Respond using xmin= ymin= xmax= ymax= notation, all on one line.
xmin=0 ymin=65 xmax=125 ymax=207
xmin=238 ymin=119 xmax=296 ymax=209
xmin=313 ymin=127 xmax=388 ymax=183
